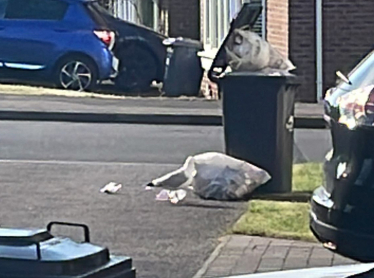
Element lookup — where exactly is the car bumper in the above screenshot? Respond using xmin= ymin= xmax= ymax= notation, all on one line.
xmin=111 ymin=55 xmax=119 ymax=78
xmin=310 ymin=186 xmax=374 ymax=262
xmin=94 ymin=47 xmax=117 ymax=81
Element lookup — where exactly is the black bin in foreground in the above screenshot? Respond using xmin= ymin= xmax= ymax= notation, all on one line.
xmin=0 ymin=221 xmax=135 ymax=278
xmin=220 ymin=73 xmax=299 ymax=194
xmin=163 ymin=38 xmax=203 ymax=97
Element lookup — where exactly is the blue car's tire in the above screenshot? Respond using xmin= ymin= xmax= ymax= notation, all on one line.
xmin=54 ymin=56 xmax=98 ymax=92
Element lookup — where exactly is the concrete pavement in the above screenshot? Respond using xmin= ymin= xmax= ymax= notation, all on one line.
xmin=193 ymin=235 xmax=357 ymax=278
xmin=0 ymin=94 xmax=325 ymax=128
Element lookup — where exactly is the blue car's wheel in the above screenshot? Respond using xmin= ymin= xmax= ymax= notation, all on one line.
xmin=55 ymin=57 xmax=98 ymax=92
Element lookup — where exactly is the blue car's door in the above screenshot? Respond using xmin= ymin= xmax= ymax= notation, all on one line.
xmin=0 ymin=0 xmax=69 ymax=70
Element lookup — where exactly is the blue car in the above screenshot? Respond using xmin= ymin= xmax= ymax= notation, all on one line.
xmin=0 ymin=0 xmax=118 ymax=91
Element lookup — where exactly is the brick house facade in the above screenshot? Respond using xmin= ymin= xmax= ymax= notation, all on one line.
xmin=105 ymin=0 xmax=374 ymax=101
xmin=197 ymin=0 xmax=374 ymax=102
xmin=322 ymin=0 xmax=374 ymax=97
xmin=266 ymin=0 xmax=289 ymax=59
xmin=262 ymin=0 xmax=374 ymax=102
xmin=162 ymin=0 xmax=200 ymax=40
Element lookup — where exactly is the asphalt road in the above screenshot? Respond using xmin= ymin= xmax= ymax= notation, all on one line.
xmin=0 ymin=161 xmax=245 ymax=278
xmin=0 ymin=121 xmax=238 ymax=278
xmin=0 ymin=122 xmax=332 ymax=278
xmin=0 ymin=122 xmax=331 ymax=164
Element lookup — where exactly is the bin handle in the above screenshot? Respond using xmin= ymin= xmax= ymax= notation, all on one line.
xmin=35 ymin=242 xmax=42 ymax=260
xmin=286 ymin=115 xmax=294 ymax=132
xmin=47 ymin=221 xmax=90 ymax=243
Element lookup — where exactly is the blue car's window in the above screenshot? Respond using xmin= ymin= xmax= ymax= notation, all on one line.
xmin=4 ymin=0 xmax=68 ymax=21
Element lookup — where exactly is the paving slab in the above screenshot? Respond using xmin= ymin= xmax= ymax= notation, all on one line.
xmin=194 ymin=235 xmax=358 ymax=278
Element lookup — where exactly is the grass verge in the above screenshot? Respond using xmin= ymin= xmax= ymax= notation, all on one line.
xmin=293 ymin=162 xmax=324 ymax=192
xmin=231 ymin=200 xmax=316 ymax=241
xmin=230 ymin=163 xmax=323 ymax=241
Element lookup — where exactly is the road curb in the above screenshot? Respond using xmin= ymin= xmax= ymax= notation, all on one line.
xmin=192 ymin=236 xmax=231 ymax=278
xmin=0 ymin=111 xmax=223 ymax=126
xmin=0 ymin=111 xmax=326 ymax=128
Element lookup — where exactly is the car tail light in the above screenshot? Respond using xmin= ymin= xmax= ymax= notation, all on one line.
xmin=365 ymin=88 xmax=374 ymax=115
xmin=94 ymin=30 xmax=115 ymax=50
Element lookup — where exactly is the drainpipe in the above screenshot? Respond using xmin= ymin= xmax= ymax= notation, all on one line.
xmin=262 ymin=0 xmax=266 ymax=39
xmin=316 ymin=0 xmax=323 ymax=102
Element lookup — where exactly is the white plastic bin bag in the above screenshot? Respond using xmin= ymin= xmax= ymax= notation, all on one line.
xmin=148 ymin=152 xmax=271 ymax=202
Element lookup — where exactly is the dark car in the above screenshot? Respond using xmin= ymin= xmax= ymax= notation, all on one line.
xmin=310 ymin=50 xmax=374 ymax=262
xmin=89 ymin=2 xmax=167 ymax=91
xmin=0 ymin=0 xmax=118 ymax=91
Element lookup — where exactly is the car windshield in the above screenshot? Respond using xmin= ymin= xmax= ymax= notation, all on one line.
xmin=337 ymin=50 xmax=374 ymax=92
xmin=326 ymin=50 xmax=374 ymax=107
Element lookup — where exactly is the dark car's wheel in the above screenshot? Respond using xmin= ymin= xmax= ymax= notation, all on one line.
xmin=54 ymin=56 xmax=98 ymax=92
xmin=115 ymin=45 xmax=158 ymax=92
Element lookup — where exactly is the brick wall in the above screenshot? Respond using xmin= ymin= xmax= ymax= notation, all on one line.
xmin=166 ymin=0 xmax=200 ymax=40
xmin=288 ymin=0 xmax=374 ymax=102
xmin=201 ymin=71 xmax=219 ymax=99
xmin=266 ymin=0 xmax=289 ymax=59
xmin=289 ymin=0 xmax=316 ymax=102
xmin=267 ymin=0 xmax=317 ymax=102
xmin=322 ymin=0 xmax=374 ymax=92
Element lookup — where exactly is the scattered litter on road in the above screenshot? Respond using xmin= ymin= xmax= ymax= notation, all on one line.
xmin=146 ymin=152 xmax=271 ymax=202
xmin=155 ymin=189 xmax=187 ymax=204
xmin=100 ymin=182 xmax=122 ymax=194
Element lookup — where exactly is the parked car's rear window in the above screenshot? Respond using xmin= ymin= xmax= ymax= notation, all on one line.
xmin=0 ymin=0 xmax=68 ymax=20
xmin=85 ymin=2 xmax=110 ymax=27
xmin=0 ymin=0 xmax=6 ymax=19
xmin=91 ymin=2 xmax=114 ymax=18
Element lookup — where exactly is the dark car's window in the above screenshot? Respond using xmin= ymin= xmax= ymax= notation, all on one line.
xmin=326 ymin=51 xmax=374 ymax=106
xmin=0 ymin=0 xmax=7 ymax=19
xmin=85 ymin=2 xmax=114 ymax=27
xmin=91 ymin=2 xmax=114 ymax=18
xmin=344 ymin=51 xmax=374 ymax=91
xmin=4 ymin=0 xmax=68 ymax=20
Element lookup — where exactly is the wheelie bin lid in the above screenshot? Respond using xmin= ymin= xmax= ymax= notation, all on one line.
xmin=0 ymin=221 xmax=135 ymax=278
xmin=221 ymin=71 xmax=300 ymax=83
xmin=208 ymin=2 xmax=263 ymax=82
xmin=163 ymin=37 xmax=203 ymax=50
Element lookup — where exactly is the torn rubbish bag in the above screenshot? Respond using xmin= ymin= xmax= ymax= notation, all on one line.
xmin=225 ymin=27 xmax=296 ymax=73
xmin=147 ymin=152 xmax=271 ymax=201
xmin=207 ymin=3 xmax=295 ymax=83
